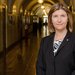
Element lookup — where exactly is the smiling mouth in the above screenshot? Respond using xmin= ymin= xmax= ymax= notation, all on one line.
xmin=57 ymin=24 xmax=62 ymax=25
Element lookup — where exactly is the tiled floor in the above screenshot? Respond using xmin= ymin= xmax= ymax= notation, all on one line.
xmin=0 ymin=25 xmax=49 ymax=75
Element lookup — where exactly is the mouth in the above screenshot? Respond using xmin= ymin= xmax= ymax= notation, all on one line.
xmin=56 ymin=24 xmax=62 ymax=25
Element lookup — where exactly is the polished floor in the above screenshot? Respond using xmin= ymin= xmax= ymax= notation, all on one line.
xmin=0 ymin=25 xmax=49 ymax=75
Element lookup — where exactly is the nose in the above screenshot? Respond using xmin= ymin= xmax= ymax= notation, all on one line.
xmin=57 ymin=17 xmax=61 ymax=23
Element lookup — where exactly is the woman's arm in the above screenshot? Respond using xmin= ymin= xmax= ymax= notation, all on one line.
xmin=36 ymin=38 xmax=46 ymax=75
xmin=72 ymin=34 xmax=75 ymax=75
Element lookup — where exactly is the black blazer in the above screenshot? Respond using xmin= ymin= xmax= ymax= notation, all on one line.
xmin=36 ymin=32 xmax=75 ymax=75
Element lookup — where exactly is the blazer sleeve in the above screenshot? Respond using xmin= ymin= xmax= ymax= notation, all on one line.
xmin=72 ymin=35 xmax=75 ymax=75
xmin=36 ymin=38 xmax=46 ymax=75
xmin=72 ymin=49 xmax=75 ymax=75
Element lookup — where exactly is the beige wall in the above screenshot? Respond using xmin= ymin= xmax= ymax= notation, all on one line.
xmin=72 ymin=0 xmax=75 ymax=11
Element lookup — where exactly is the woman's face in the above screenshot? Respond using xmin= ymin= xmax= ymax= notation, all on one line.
xmin=52 ymin=9 xmax=68 ymax=31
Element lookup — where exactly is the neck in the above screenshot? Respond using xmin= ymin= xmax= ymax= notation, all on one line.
xmin=54 ymin=29 xmax=67 ymax=40
xmin=55 ymin=29 xmax=67 ymax=36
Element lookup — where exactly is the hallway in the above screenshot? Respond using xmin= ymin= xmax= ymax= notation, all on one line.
xmin=1 ymin=26 xmax=49 ymax=75
xmin=0 ymin=0 xmax=75 ymax=75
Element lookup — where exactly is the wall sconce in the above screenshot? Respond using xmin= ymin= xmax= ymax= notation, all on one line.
xmin=20 ymin=8 xmax=23 ymax=13
xmin=24 ymin=10 xmax=27 ymax=15
xmin=31 ymin=12 xmax=33 ymax=15
xmin=12 ymin=5 xmax=16 ymax=14
xmin=38 ymin=0 xmax=43 ymax=4
xmin=41 ymin=5 xmax=44 ymax=9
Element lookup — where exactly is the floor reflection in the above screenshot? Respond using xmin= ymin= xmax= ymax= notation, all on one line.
xmin=0 ymin=25 xmax=49 ymax=75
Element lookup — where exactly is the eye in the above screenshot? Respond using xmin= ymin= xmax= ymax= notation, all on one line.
xmin=53 ymin=15 xmax=58 ymax=17
xmin=61 ymin=15 xmax=66 ymax=17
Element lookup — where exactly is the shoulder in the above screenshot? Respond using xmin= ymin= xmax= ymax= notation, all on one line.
xmin=70 ymin=32 xmax=75 ymax=38
xmin=39 ymin=33 xmax=54 ymax=51
xmin=41 ymin=32 xmax=55 ymax=42
xmin=69 ymin=32 xmax=75 ymax=43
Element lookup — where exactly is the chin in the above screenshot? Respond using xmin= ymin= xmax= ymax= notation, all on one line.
xmin=56 ymin=28 xmax=66 ymax=31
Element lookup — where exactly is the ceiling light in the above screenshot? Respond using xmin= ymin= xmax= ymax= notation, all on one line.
xmin=41 ymin=5 xmax=44 ymax=9
xmin=38 ymin=0 xmax=43 ymax=4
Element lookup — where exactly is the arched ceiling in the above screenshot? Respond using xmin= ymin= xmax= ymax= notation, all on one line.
xmin=25 ymin=0 xmax=55 ymax=10
xmin=31 ymin=3 xmax=52 ymax=16
xmin=22 ymin=0 xmax=59 ymax=17
xmin=7 ymin=0 xmax=71 ymax=17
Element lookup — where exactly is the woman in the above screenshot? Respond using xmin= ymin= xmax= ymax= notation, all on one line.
xmin=36 ymin=2 xmax=75 ymax=75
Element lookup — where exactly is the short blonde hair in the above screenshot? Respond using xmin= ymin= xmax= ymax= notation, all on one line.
xmin=48 ymin=2 xmax=73 ymax=33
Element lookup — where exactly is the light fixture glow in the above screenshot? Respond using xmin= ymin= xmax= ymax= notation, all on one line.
xmin=38 ymin=0 xmax=43 ymax=4
xmin=41 ymin=5 xmax=44 ymax=9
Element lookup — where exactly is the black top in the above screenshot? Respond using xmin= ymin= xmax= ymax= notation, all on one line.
xmin=36 ymin=32 xmax=75 ymax=75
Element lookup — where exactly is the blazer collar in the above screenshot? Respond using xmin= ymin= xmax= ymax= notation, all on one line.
xmin=55 ymin=31 xmax=71 ymax=56
xmin=48 ymin=32 xmax=71 ymax=57
xmin=47 ymin=32 xmax=55 ymax=56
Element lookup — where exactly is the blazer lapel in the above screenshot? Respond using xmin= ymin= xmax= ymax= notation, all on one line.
xmin=55 ymin=32 xmax=71 ymax=56
xmin=47 ymin=33 xmax=55 ymax=57
xmin=46 ymin=33 xmax=55 ymax=64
